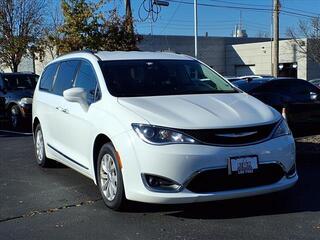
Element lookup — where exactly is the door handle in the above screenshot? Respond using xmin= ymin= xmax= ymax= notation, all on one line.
xmin=55 ymin=106 xmax=69 ymax=114
xmin=61 ymin=108 xmax=69 ymax=114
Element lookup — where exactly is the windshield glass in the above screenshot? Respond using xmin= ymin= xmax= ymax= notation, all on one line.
xmin=99 ymin=60 xmax=237 ymax=97
xmin=3 ymin=74 xmax=38 ymax=90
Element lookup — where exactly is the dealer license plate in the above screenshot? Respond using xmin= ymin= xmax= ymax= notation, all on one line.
xmin=229 ymin=156 xmax=258 ymax=175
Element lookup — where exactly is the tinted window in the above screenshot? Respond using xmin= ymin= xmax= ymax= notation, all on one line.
xmin=288 ymin=80 xmax=320 ymax=94
xmin=253 ymin=81 xmax=288 ymax=93
xmin=40 ymin=63 xmax=58 ymax=91
xmin=74 ymin=61 xmax=98 ymax=104
xmin=233 ymin=80 xmax=266 ymax=92
xmin=3 ymin=74 xmax=38 ymax=90
xmin=99 ymin=60 xmax=237 ymax=97
xmin=53 ymin=61 xmax=80 ymax=96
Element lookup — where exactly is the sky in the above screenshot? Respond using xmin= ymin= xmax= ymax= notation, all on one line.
xmin=49 ymin=0 xmax=320 ymax=38
xmin=126 ymin=0 xmax=320 ymax=38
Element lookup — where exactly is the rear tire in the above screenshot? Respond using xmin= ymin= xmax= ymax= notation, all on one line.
xmin=97 ymin=143 xmax=126 ymax=210
xmin=34 ymin=124 xmax=52 ymax=167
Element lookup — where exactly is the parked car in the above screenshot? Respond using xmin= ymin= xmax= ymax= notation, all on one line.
xmin=0 ymin=96 xmax=5 ymax=121
xmin=33 ymin=51 xmax=297 ymax=210
xmin=233 ymin=78 xmax=320 ymax=129
xmin=309 ymin=78 xmax=320 ymax=89
xmin=0 ymin=72 xmax=38 ymax=129
xmin=224 ymin=76 xmax=242 ymax=82
xmin=239 ymin=75 xmax=273 ymax=81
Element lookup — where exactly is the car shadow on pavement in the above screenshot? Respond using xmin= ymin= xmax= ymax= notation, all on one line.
xmin=292 ymin=125 xmax=320 ymax=138
xmin=296 ymin=141 xmax=320 ymax=155
xmin=0 ymin=121 xmax=32 ymax=136
xmin=123 ymin=154 xmax=320 ymax=219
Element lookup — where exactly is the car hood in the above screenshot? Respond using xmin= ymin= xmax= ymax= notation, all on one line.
xmin=118 ymin=93 xmax=281 ymax=129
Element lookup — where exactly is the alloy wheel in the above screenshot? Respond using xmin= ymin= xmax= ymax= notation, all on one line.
xmin=100 ymin=154 xmax=118 ymax=201
xmin=10 ymin=107 xmax=18 ymax=129
xmin=36 ymin=129 xmax=44 ymax=163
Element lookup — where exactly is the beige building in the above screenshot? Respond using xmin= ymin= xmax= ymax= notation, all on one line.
xmin=226 ymin=38 xmax=312 ymax=79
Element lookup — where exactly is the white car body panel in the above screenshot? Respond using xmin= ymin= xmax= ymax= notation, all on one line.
xmin=118 ymin=93 xmax=280 ymax=129
xmin=32 ymin=51 xmax=298 ymax=205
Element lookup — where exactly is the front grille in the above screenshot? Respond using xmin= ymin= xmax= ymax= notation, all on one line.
xmin=186 ymin=163 xmax=284 ymax=193
xmin=180 ymin=122 xmax=278 ymax=146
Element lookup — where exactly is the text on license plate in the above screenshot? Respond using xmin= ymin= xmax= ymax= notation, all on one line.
xmin=229 ymin=156 xmax=258 ymax=175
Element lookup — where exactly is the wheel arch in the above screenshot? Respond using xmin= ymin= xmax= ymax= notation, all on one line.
xmin=6 ymin=102 xmax=18 ymax=114
xmin=93 ymin=133 xmax=112 ymax=184
xmin=33 ymin=117 xmax=40 ymax=135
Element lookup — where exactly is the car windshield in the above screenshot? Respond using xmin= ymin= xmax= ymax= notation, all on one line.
xmin=99 ymin=60 xmax=238 ymax=97
xmin=3 ymin=74 xmax=38 ymax=90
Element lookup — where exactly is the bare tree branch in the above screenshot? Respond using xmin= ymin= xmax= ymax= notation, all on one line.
xmin=0 ymin=0 xmax=45 ymax=72
xmin=287 ymin=17 xmax=320 ymax=64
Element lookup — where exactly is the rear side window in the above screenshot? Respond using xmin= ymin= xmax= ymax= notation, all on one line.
xmin=40 ymin=63 xmax=58 ymax=91
xmin=53 ymin=61 xmax=80 ymax=96
xmin=0 ymin=77 xmax=3 ymax=89
xmin=74 ymin=61 xmax=98 ymax=104
xmin=288 ymin=80 xmax=320 ymax=94
xmin=254 ymin=81 xmax=287 ymax=93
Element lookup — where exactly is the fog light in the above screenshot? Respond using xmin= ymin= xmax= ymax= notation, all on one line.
xmin=142 ymin=174 xmax=181 ymax=192
xmin=147 ymin=176 xmax=159 ymax=187
xmin=286 ymin=164 xmax=296 ymax=178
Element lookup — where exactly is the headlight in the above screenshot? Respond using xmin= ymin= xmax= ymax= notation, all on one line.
xmin=19 ymin=97 xmax=33 ymax=105
xmin=272 ymin=120 xmax=291 ymax=138
xmin=132 ymin=124 xmax=198 ymax=145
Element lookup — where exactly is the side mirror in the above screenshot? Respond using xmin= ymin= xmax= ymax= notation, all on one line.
xmin=63 ymin=87 xmax=88 ymax=111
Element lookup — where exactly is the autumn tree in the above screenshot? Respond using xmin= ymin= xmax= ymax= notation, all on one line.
xmin=287 ymin=17 xmax=320 ymax=64
xmin=0 ymin=0 xmax=45 ymax=72
xmin=55 ymin=0 xmax=139 ymax=54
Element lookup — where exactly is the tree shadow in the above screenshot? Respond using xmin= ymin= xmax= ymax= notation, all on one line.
xmin=292 ymin=125 xmax=320 ymax=138
xmin=296 ymin=141 xmax=320 ymax=155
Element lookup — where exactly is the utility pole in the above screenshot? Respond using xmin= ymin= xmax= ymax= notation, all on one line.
xmin=124 ymin=0 xmax=132 ymax=19
xmin=194 ymin=0 xmax=198 ymax=58
xmin=272 ymin=0 xmax=280 ymax=77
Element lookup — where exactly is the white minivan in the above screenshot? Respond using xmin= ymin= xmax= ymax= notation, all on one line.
xmin=32 ymin=51 xmax=298 ymax=210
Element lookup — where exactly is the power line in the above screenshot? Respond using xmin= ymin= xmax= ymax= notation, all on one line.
xmin=206 ymin=0 xmax=271 ymax=8
xmin=164 ymin=0 xmax=319 ymax=19
xmin=140 ymin=20 xmax=239 ymax=26
xmin=282 ymin=6 xmax=320 ymax=16
xmin=166 ymin=0 xmax=272 ymax=12
xmin=281 ymin=9 xmax=319 ymax=18
xmin=160 ymin=1 xmax=182 ymax=34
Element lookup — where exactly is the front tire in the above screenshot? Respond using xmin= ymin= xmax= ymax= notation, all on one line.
xmin=97 ymin=143 xmax=126 ymax=210
xmin=34 ymin=124 xmax=52 ymax=167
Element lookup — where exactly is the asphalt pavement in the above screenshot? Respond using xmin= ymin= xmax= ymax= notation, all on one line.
xmin=0 ymin=131 xmax=320 ymax=240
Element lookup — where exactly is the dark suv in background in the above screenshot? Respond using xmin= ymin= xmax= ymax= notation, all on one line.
xmin=0 ymin=72 xmax=38 ymax=129
xmin=233 ymin=77 xmax=320 ymax=136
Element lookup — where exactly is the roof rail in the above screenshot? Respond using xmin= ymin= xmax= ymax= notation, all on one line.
xmin=57 ymin=49 xmax=101 ymax=61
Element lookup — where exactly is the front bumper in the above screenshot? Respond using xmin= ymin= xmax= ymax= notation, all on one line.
xmin=112 ymin=130 xmax=297 ymax=204
xmin=125 ymin=174 xmax=297 ymax=204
